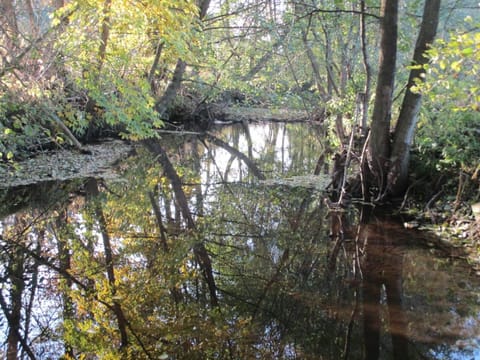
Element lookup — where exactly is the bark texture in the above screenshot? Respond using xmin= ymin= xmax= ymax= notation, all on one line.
xmin=367 ymin=0 xmax=398 ymax=191
xmin=387 ymin=0 xmax=441 ymax=195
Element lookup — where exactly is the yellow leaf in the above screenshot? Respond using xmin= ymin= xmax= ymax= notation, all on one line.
xmin=451 ymin=60 xmax=462 ymax=72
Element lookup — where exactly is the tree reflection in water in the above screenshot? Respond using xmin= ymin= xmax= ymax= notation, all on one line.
xmin=358 ymin=207 xmax=409 ymax=360
xmin=0 ymin=123 xmax=479 ymax=359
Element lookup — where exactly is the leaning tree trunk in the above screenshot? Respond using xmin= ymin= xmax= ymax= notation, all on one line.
xmin=155 ymin=59 xmax=187 ymax=118
xmin=387 ymin=0 xmax=441 ymax=196
xmin=367 ymin=0 xmax=398 ymax=196
xmin=154 ymin=0 xmax=211 ymax=119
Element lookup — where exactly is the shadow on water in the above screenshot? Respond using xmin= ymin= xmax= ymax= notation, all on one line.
xmin=0 ymin=122 xmax=479 ymax=359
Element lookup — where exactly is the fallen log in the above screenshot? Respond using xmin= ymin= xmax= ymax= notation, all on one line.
xmin=216 ymin=106 xmax=310 ymax=123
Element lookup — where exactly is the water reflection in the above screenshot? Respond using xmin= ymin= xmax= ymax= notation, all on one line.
xmin=0 ymin=122 xmax=479 ymax=359
xmin=359 ymin=208 xmax=409 ymax=360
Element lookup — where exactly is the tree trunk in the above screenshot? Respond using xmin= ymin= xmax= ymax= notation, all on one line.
xmin=97 ymin=0 xmax=112 ymax=70
xmin=155 ymin=0 xmax=210 ymax=119
xmin=148 ymin=40 xmax=164 ymax=93
xmin=25 ymin=0 xmax=38 ymax=35
xmin=148 ymin=191 xmax=169 ymax=253
xmin=303 ymin=30 xmax=329 ymax=100
xmin=359 ymin=0 xmax=372 ymax=137
xmin=387 ymin=0 xmax=441 ymax=195
xmin=197 ymin=0 xmax=210 ymax=19
xmin=22 ymin=234 xmax=41 ymax=359
xmin=54 ymin=0 xmax=65 ymax=9
xmin=155 ymin=59 xmax=187 ymax=118
xmin=241 ymin=33 xmax=288 ymax=81
xmin=204 ymin=133 xmax=266 ymax=180
xmin=367 ymin=0 xmax=398 ymax=194
xmin=294 ymin=3 xmax=329 ymax=100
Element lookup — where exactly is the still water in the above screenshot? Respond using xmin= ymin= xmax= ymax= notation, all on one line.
xmin=0 ymin=122 xmax=479 ymax=359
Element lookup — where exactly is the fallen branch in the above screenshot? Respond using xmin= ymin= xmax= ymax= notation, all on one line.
xmin=49 ymin=112 xmax=86 ymax=152
xmin=38 ymin=105 xmax=89 ymax=154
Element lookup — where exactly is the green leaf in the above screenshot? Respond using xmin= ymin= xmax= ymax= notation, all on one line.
xmin=461 ymin=47 xmax=474 ymax=56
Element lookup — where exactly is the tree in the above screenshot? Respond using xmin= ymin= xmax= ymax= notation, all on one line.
xmin=388 ymin=0 xmax=441 ymax=196
xmin=366 ymin=0 xmax=399 ymax=197
xmin=367 ymin=0 xmax=441 ymax=199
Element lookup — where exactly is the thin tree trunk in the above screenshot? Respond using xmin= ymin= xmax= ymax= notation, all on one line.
xmin=148 ymin=40 xmax=164 ymax=93
xmin=197 ymin=0 xmax=210 ymax=18
xmin=301 ymin=15 xmax=329 ymax=100
xmin=387 ymin=0 xmax=441 ymax=195
xmin=97 ymin=0 xmax=112 ymax=70
xmin=0 ymin=291 xmax=37 ymax=360
xmin=320 ymin=23 xmax=340 ymax=98
xmin=54 ymin=0 xmax=65 ymax=9
xmin=359 ymin=0 xmax=372 ymax=137
xmin=25 ymin=0 xmax=38 ymax=35
xmin=367 ymin=0 xmax=398 ymax=194
xmin=148 ymin=191 xmax=169 ymax=253
xmin=22 ymin=234 xmax=41 ymax=359
xmin=240 ymin=34 xmax=287 ymax=81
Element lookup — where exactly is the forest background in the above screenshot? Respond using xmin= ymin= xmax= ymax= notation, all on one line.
xmin=1 ymin=1 xmax=480 ymax=359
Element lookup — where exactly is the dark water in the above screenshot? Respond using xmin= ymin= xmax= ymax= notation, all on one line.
xmin=0 ymin=122 xmax=479 ymax=359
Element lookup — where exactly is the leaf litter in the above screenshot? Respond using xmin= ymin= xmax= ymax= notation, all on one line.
xmin=0 ymin=140 xmax=133 ymax=188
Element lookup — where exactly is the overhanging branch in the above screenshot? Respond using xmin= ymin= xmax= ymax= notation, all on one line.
xmin=297 ymin=8 xmax=381 ymax=21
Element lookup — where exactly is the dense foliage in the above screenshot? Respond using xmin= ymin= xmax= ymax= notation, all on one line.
xmin=1 ymin=1 xmax=480 ymax=358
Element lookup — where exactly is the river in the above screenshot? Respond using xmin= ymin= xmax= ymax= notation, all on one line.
xmin=0 ymin=122 xmax=479 ymax=359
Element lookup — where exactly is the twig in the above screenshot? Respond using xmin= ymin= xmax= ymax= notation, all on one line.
xmin=425 ymin=187 xmax=444 ymax=222
xmin=338 ymin=126 xmax=356 ymax=205
xmin=399 ymin=176 xmax=426 ymax=211
xmin=359 ymin=130 xmax=371 ymax=202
